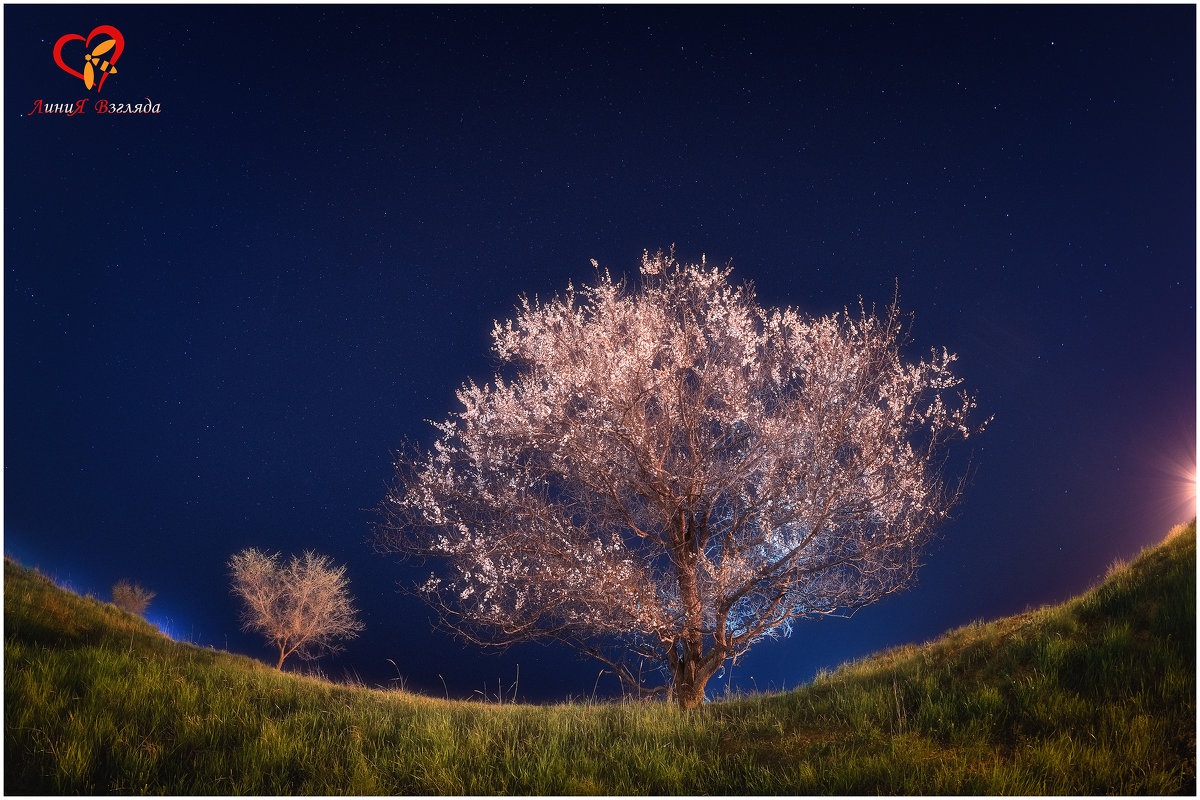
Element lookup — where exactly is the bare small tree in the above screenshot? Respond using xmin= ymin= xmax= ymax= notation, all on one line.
xmin=111 ymin=580 xmax=155 ymax=617
xmin=377 ymin=249 xmax=987 ymax=708
xmin=228 ymin=548 xmax=364 ymax=670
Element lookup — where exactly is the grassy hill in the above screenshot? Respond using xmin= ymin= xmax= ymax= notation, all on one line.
xmin=5 ymin=521 xmax=1195 ymax=794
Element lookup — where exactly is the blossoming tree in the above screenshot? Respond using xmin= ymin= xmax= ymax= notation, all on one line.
xmin=377 ymin=250 xmax=985 ymax=709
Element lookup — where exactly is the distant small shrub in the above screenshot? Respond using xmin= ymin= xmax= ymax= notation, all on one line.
xmin=111 ymin=580 xmax=155 ymax=617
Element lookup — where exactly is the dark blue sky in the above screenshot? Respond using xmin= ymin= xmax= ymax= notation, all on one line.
xmin=5 ymin=4 xmax=1195 ymax=702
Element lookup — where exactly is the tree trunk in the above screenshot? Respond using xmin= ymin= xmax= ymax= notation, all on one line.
xmin=671 ymin=645 xmax=720 ymax=710
xmin=671 ymin=512 xmax=720 ymax=709
xmin=673 ymin=658 xmax=706 ymax=710
xmin=277 ymin=647 xmax=287 ymax=670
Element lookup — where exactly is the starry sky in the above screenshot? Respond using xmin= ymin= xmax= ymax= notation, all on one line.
xmin=5 ymin=4 xmax=1195 ymax=703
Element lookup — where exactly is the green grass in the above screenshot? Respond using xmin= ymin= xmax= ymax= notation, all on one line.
xmin=6 ymin=521 xmax=1196 ymax=794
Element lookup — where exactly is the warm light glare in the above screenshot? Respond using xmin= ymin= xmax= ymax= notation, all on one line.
xmin=1132 ymin=412 xmax=1197 ymax=532
xmin=1184 ymin=464 xmax=1197 ymax=520
xmin=1159 ymin=444 xmax=1197 ymax=525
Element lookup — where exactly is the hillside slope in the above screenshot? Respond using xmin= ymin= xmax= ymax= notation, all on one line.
xmin=5 ymin=521 xmax=1195 ymax=794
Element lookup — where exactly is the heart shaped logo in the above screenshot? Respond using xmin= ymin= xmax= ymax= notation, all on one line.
xmin=53 ymin=26 xmax=124 ymax=92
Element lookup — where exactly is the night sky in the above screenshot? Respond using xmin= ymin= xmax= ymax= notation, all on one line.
xmin=5 ymin=4 xmax=1195 ymax=703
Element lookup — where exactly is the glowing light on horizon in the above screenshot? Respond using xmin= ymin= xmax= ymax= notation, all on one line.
xmin=1126 ymin=411 xmax=1196 ymax=540
xmin=1154 ymin=436 xmax=1197 ymax=527
xmin=1180 ymin=463 xmax=1197 ymax=522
